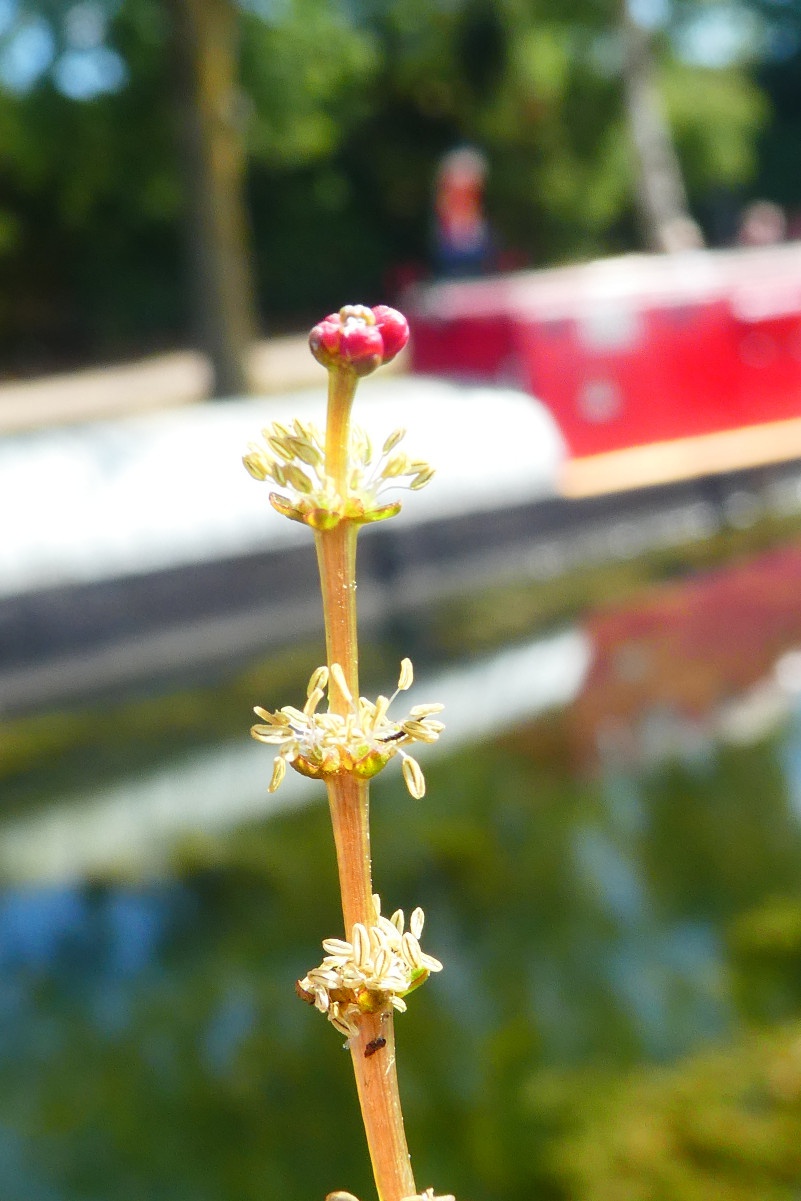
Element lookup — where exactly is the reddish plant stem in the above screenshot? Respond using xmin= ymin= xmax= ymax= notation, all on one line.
xmin=312 ymin=364 xmax=417 ymax=1201
xmin=315 ymin=521 xmax=360 ymax=713
xmin=324 ymin=365 xmax=357 ymax=525
xmin=348 ymin=1007 xmax=414 ymax=1201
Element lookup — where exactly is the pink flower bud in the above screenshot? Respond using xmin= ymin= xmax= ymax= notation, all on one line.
xmin=308 ymin=315 xmax=342 ymax=369
xmin=372 ymin=305 xmax=409 ymax=363
xmin=308 ymin=304 xmax=410 ymax=376
xmin=339 ymin=320 xmax=384 ymax=375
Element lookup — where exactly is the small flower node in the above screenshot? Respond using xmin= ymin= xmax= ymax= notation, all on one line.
xmin=251 ymin=660 xmax=444 ymax=796
xmin=243 ymin=418 xmax=433 ymax=530
xmin=298 ymin=895 xmax=443 ymax=1040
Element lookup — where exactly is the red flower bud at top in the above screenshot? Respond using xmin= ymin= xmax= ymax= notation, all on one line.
xmin=308 ymin=303 xmax=410 ymax=376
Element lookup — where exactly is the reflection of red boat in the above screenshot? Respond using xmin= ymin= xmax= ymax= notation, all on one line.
xmin=572 ymin=539 xmax=801 ymax=761
xmin=408 ymin=245 xmax=801 ymax=494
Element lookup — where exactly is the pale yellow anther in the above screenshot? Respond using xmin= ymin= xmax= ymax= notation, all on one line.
xmin=268 ymin=757 xmax=286 ymax=793
xmin=266 ymin=434 xmax=292 ymax=460
xmin=383 ymin=428 xmax=406 ymax=454
xmin=402 ymin=720 xmax=440 ymax=743
xmin=283 ymin=464 xmax=313 ymax=493
xmin=398 ymin=658 xmax=414 ymax=691
xmin=402 ymin=932 xmax=423 ymax=970
xmin=307 ymin=665 xmax=330 ymax=696
xmin=330 ymin=662 xmax=354 ymax=707
xmin=352 ymin=923 xmax=370 ymax=969
xmin=369 ymin=925 xmax=383 ymax=952
xmin=281 ymin=705 xmax=308 ymax=725
xmin=286 ymin=436 xmax=321 ymax=467
xmin=242 ymin=446 xmax=271 ymax=480
xmin=303 ymin=688 xmax=325 ymax=717
xmin=322 ymin=937 xmax=352 ymax=956
xmin=384 ymin=453 xmax=410 ymax=478
xmin=402 ymin=755 xmax=425 ymax=799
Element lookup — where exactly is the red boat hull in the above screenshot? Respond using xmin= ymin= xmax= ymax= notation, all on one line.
xmin=408 ymin=244 xmax=801 ymax=460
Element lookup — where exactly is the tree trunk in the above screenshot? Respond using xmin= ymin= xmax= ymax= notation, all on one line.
xmin=620 ymin=1 xmax=704 ymax=253
xmin=169 ymin=0 xmax=257 ymax=397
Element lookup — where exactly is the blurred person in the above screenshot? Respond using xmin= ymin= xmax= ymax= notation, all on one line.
xmin=432 ymin=146 xmax=494 ymax=278
xmin=737 ymin=200 xmax=787 ymax=246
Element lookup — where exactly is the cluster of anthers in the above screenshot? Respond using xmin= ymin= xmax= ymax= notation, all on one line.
xmin=297 ymin=895 xmax=443 ymax=1041
xmin=243 ymin=419 xmax=434 ymax=530
xmin=251 ymin=659 xmax=444 ymax=798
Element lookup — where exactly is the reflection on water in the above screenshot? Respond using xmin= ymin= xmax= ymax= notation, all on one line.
xmin=4 ymin=538 xmax=801 ymax=1198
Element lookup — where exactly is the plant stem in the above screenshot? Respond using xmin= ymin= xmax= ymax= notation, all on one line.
xmin=315 ymin=522 xmax=360 ymax=712
xmin=349 ymin=1008 xmax=415 ymax=1201
xmin=324 ymin=364 xmax=358 ymax=520
xmin=314 ymin=365 xmax=417 ymax=1201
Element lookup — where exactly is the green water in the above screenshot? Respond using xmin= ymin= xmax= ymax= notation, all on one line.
xmin=4 ymin=531 xmax=801 ymax=1200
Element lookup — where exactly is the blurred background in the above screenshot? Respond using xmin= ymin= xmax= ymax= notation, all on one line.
xmin=4 ymin=1 xmax=801 ymax=1199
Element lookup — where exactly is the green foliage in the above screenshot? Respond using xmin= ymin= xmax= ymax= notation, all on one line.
xmin=241 ymin=1 xmax=379 ymax=168
xmin=533 ymin=1022 xmax=801 ymax=1201
xmin=6 ymin=709 xmax=801 ymax=1199
xmin=0 ymin=0 xmax=777 ymax=364
xmin=664 ymin=63 xmax=769 ymax=191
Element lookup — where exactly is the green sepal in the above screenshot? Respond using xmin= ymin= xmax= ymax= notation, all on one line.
xmin=359 ymin=501 xmax=402 ymax=524
xmin=400 ymin=967 xmax=430 ymax=997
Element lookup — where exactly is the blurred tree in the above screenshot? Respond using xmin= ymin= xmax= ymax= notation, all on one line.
xmin=168 ymin=0 xmax=256 ymax=397
xmin=619 ymin=0 xmax=704 ymax=251
xmin=0 ymin=0 xmax=776 ymax=371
